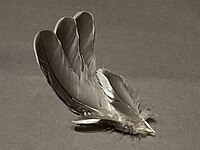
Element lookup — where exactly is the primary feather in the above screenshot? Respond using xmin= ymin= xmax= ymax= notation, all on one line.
xmin=74 ymin=11 xmax=97 ymax=75
xmin=54 ymin=17 xmax=82 ymax=76
xmin=33 ymin=11 xmax=157 ymax=137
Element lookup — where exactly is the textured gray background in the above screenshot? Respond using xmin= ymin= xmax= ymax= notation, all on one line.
xmin=0 ymin=0 xmax=200 ymax=150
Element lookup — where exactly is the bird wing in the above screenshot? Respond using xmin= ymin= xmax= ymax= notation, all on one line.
xmin=33 ymin=11 xmax=157 ymax=134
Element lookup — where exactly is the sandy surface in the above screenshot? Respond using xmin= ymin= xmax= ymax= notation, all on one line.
xmin=0 ymin=0 xmax=200 ymax=150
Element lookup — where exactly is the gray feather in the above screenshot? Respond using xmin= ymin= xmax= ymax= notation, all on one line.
xmin=54 ymin=17 xmax=83 ymax=76
xmin=102 ymin=69 xmax=140 ymax=114
xmin=74 ymin=11 xmax=97 ymax=75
